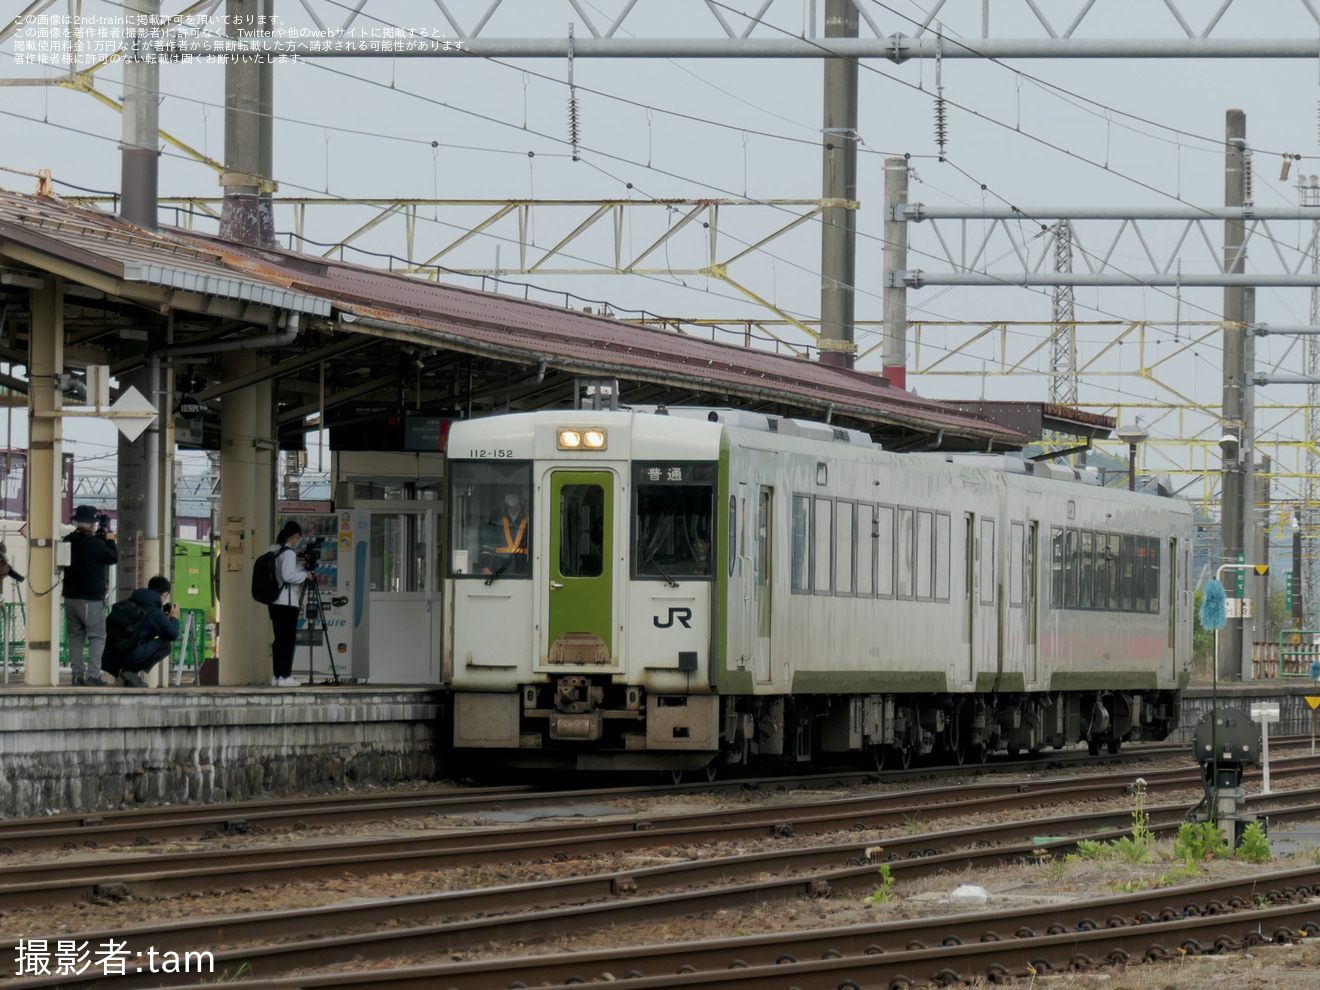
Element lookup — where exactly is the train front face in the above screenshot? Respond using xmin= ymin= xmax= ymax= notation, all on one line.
xmin=446 ymin=411 xmax=723 ymax=770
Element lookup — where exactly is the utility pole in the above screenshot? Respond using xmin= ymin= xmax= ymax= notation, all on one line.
xmin=818 ymin=0 xmax=858 ymax=370
xmin=882 ymin=157 xmax=908 ymax=388
xmin=1221 ymin=109 xmax=1249 ymax=681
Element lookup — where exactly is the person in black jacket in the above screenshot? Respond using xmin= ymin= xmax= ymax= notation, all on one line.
xmin=102 ymin=575 xmax=181 ymax=689
xmin=63 ymin=504 xmax=118 ymax=687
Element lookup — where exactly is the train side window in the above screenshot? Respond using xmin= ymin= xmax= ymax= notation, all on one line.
xmin=1105 ymin=533 xmax=1122 ymax=610
xmin=728 ymin=495 xmax=737 ymax=578
xmin=1050 ymin=527 xmax=1064 ymax=609
xmin=835 ymin=500 xmax=855 ymax=596
xmin=1064 ymin=529 xmax=1079 ymax=608
xmin=979 ymin=518 xmax=995 ymax=605
xmin=813 ymin=496 xmax=834 ymax=595
xmin=876 ymin=504 xmax=895 ymax=597
xmin=856 ymin=503 xmax=875 ymax=597
xmin=1121 ymin=534 xmax=1136 ymax=610
xmin=1094 ymin=531 xmax=1109 ymax=610
xmin=935 ymin=512 xmax=951 ymax=600
xmin=915 ymin=509 xmax=934 ymax=600
xmin=897 ymin=507 xmax=914 ymax=599
xmin=1146 ymin=535 xmax=1161 ymax=612
xmin=1009 ymin=522 xmax=1024 ymax=607
xmin=791 ymin=495 xmax=810 ymax=593
xmin=1079 ymin=531 xmax=1094 ymax=609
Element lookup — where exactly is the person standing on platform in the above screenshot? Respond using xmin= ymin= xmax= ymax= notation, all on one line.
xmin=267 ymin=521 xmax=309 ymax=687
xmin=102 ymin=575 xmax=181 ymax=688
xmin=63 ymin=504 xmax=118 ymax=687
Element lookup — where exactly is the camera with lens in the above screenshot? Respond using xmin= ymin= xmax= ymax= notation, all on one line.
xmin=95 ymin=512 xmax=112 ymax=538
xmin=299 ymin=536 xmax=325 ymax=570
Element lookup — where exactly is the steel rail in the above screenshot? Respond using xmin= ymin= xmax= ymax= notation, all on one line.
xmin=2 ymin=755 xmax=1311 ymax=907
xmin=2 ymin=758 xmax=1318 ymax=912
xmin=112 ymin=864 xmax=1320 ymax=990
xmin=0 ymin=738 xmax=1279 ymax=852
xmin=5 ymin=792 xmax=1320 ymax=985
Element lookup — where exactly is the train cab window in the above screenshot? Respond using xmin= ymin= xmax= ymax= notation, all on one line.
xmin=634 ymin=462 xmax=715 ymax=579
xmin=448 ymin=461 xmax=533 ymax=579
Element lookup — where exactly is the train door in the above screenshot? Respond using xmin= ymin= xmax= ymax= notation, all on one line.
xmin=728 ymin=483 xmax=748 ymax=670
xmin=1167 ymin=536 xmax=1181 ymax=678
xmin=754 ymin=486 xmax=773 ymax=683
xmin=962 ymin=513 xmax=975 ymax=683
xmin=548 ymin=472 xmax=614 ymax=661
xmin=1025 ymin=521 xmax=1039 ymax=684
xmin=366 ymin=507 xmax=443 ymax=682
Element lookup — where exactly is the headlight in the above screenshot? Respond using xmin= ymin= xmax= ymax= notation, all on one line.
xmin=558 ymin=427 xmax=607 ymax=451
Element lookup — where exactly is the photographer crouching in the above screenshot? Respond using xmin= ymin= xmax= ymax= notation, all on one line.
xmin=266 ymin=521 xmax=310 ymax=688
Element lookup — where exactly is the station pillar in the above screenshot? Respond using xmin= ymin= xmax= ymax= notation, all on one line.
xmin=25 ymin=279 xmax=64 ymax=686
xmin=217 ymin=350 xmax=275 ymax=684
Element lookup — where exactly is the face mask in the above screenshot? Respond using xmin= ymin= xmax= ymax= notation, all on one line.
xmin=505 ymin=494 xmax=521 ymax=509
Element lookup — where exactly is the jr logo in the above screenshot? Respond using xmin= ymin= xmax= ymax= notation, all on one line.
xmin=653 ymin=607 xmax=693 ymax=629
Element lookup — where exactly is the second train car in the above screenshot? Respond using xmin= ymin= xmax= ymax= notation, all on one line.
xmin=444 ymin=408 xmax=1192 ymax=774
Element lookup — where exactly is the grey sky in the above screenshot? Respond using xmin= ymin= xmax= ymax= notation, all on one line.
xmin=4 ymin=0 xmax=1320 ymax=499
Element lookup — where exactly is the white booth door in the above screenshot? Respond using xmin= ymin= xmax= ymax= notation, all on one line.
xmin=366 ymin=508 xmax=443 ymax=683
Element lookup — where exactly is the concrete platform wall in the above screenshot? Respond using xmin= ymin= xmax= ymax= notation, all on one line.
xmin=1176 ymin=682 xmax=1320 ymax=743
xmin=0 ymin=688 xmax=441 ymax=818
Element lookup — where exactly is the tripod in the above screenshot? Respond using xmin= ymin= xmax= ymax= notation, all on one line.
xmin=298 ymin=573 xmax=341 ymax=685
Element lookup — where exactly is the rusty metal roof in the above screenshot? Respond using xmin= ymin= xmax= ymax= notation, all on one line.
xmin=0 ymin=186 xmax=1026 ymax=448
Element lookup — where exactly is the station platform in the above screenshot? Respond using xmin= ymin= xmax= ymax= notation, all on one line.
xmin=1176 ymin=679 xmax=1320 ymax=742
xmin=0 ymin=684 xmax=442 ymax=819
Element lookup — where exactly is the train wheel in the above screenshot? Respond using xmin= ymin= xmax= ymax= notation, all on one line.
xmin=971 ymin=743 xmax=990 ymax=765
xmin=1087 ymin=739 xmax=1101 ymax=757
xmin=668 ymin=769 xmax=684 ymax=785
xmin=894 ymin=745 xmax=912 ymax=770
xmin=1106 ymin=739 xmax=1122 ymax=755
xmin=952 ymin=739 xmax=968 ymax=766
xmin=703 ymin=761 xmax=718 ymax=783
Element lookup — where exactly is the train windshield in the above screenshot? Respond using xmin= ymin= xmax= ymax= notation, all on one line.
xmin=448 ymin=461 xmax=533 ymax=579
xmin=633 ymin=461 xmax=716 ymax=579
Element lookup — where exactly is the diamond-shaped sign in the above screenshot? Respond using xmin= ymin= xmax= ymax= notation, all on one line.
xmin=108 ymin=385 xmax=158 ymax=442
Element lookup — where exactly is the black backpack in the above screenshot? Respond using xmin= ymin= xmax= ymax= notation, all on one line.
xmin=106 ymin=599 xmax=149 ymax=655
xmin=251 ymin=546 xmax=289 ymax=604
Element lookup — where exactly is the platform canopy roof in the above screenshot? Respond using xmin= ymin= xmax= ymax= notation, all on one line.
xmin=0 ymin=186 xmax=1028 ymax=452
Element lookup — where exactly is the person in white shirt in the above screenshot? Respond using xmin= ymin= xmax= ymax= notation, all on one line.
xmin=266 ymin=521 xmax=310 ymax=687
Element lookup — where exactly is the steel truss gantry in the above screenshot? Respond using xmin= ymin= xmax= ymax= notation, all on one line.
xmin=12 ymin=0 xmax=1320 ymax=60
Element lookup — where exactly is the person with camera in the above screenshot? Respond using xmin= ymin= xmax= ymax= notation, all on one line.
xmin=102 ymin=575 xmax=181 ymax=688
xmin=266 ymin=521 xmax=310 ymax=688
xmin=63 ymin=504 xmax=118 ymax=687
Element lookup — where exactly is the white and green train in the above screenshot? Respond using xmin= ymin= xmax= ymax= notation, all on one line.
xmin=445 ymin=408 xmax=1192 ymax=774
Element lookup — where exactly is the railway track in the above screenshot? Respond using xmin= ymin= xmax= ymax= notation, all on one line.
xmin=0 ymin=737 xmax=1252 ymax=855
xmin=3 ymin=753 xmax=1319 ymax=912
xmin=4 ymin=767 xmax=1320 ymax=985
xmin=69 ymin=866 xmax=1320 ymax=990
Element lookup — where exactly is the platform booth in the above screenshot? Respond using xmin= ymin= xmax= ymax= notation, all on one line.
xmin=320 ymin=407 xmax=451 ymax=686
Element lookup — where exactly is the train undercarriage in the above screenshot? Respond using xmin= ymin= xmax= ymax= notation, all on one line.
xmin=450 ymin=677 xmax=1181 ymax=775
